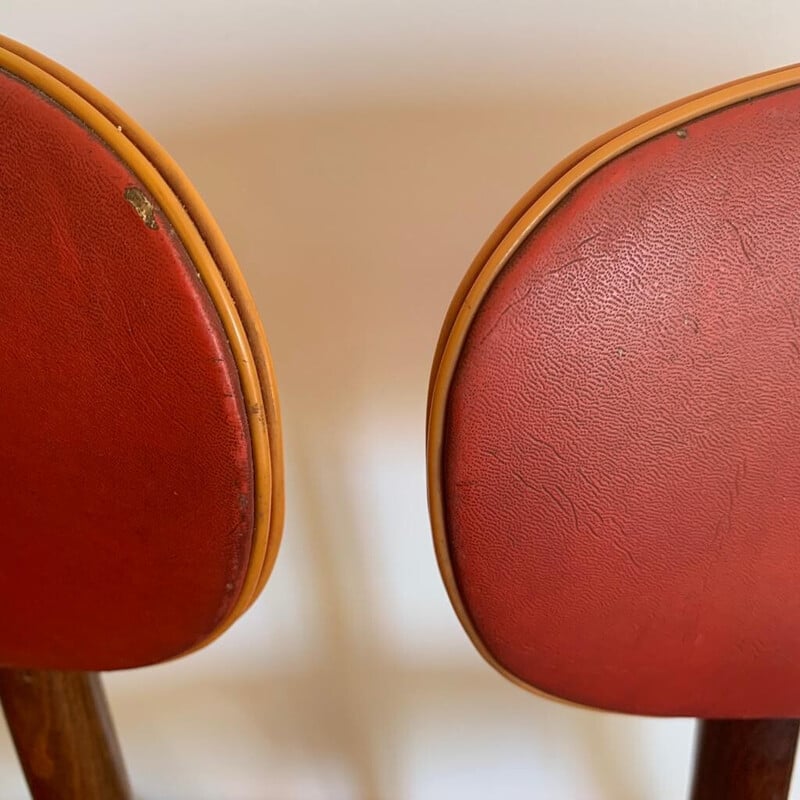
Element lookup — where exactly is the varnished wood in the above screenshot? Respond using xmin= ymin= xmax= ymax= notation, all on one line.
xmin=0 ymin=669 xmax=131 ymax=800
xmin=690 ymin=719 xmax=799 ymax=800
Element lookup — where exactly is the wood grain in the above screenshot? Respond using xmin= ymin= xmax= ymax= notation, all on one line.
xmin=690 ymin=719 xmax=799 ymax=800
xmin=0 ymin=669 xmax=131 ymax=799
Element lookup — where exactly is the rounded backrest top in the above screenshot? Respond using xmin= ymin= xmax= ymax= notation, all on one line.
xmin=0 ymin=41 xmax=282 ymax=670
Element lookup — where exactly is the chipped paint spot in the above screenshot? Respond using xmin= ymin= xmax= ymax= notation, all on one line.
xmin=124 ymin=186 xmax=158 ymax=230
xmin=676 ymin=128 xmax=688 ymax=139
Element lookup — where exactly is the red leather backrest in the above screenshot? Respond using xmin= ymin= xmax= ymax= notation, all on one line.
xmin=430 ymin=75 xmax=800 ymax=717
xmin=0 ymin=48 xmax=281 ymax=670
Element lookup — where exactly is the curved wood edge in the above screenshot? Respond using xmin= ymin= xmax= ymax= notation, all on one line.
xmin=0 ymin=40 xmax=281 ymax=653
xmin=426 ymin=63 xmax=800 ymax=710
xmin=690 ymin=719 xmax=799 ymax=799
xmin=426 ymin=62 xmax=800 ymax=415
xmin=0 ymin=670 xmax=131 ymax=800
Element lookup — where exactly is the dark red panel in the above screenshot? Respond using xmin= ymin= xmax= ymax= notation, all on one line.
xmin=443 ymin=87 xmax=800 ymax=716
xmin=0 ymin=71 xmax=253 ymax=669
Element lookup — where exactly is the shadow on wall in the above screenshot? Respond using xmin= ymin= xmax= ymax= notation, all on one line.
xmin=0 ymin=86 xmax=696 ymax=799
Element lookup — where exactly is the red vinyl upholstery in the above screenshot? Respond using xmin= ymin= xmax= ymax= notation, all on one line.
xmin=0 ymin=65 xmax=276 ymax=669
xmin=434 ymin=82 xmax=800 ymax=716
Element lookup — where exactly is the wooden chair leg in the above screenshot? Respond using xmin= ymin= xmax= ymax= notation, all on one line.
xmin=689 ymin=718 xmax=799 ymax=800
xmin=0 ymin=669 xmax=131 ymax=800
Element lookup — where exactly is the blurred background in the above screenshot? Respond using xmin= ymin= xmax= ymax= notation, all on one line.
xmin=2 ymin=1 xmax=799 ymax=797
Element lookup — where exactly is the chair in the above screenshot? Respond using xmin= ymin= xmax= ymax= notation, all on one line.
xmin=0 ymin=37 xmax=283 ymax=798
xmin=427 ymin=65 xmax=800 ymax=799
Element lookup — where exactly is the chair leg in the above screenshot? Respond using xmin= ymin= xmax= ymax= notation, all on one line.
xmin=689 ymin=718 xmax=799 ymax=800
xmin=0 ymin=669 xmax=131 ymax=800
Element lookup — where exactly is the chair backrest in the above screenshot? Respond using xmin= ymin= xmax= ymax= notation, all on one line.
xmin=428 ymin=65 xmax=800 ymax=719
xmin=0 ymin=36 xmax=283 ymax=671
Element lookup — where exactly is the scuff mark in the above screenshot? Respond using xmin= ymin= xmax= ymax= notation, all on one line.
xmin=479 ymin=285 xmax=534 ymax=344
xmin=725 ymin=219 xmax=753 ymax=264
xmin=551 ymin=255 xmax=589 ymax=275
xmin=554 ymin=485 xmax=580 ymax=530
xmin=734 ymin=457 xmax=747 ymax=497
xmin=527 ymin=435 xmax=566 ymax=463
xmin=542 ymin=484 xmax=567 ymax=515
xmin=124 ymin=186 xmax=159 ymax=230
xmin=575 ymin=231 xmax=601 ymax=250
xmin=511 ymin=470 xmax=536 ymax=492
xmin=683 ymin=314 xmax=700 ymax=334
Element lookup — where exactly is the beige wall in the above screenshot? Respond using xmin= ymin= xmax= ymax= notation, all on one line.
xmin=1 ymin=1 xmax=798 ymax=797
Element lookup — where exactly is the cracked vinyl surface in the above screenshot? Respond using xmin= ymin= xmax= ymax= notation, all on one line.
xmin=441 ymin=85 xmax=800 ymax=716
xmin=0 ymin=68 xmax=256 ymax=669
